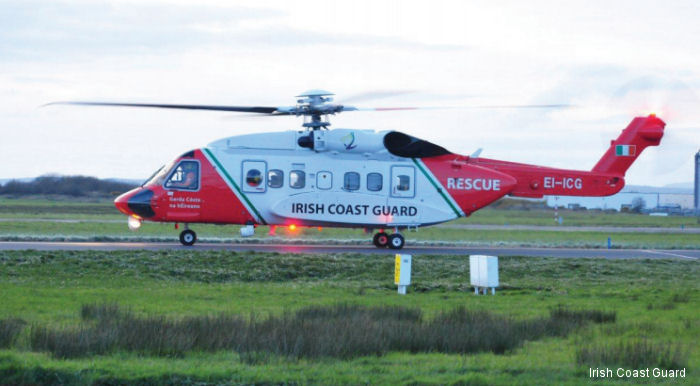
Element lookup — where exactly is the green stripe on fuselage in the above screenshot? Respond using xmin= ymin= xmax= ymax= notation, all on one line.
xmin=203 ymin=148 xmax=267 ymax=225
xmin=412 ymin=158 xmax=462 ymax=218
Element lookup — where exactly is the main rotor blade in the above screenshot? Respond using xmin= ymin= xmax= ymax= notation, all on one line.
xmin=44 ymin=101 xmax=280 ymax=114
xmin=220 ymin=113 xmax=299 ymax=120
xmin=338 ymin=90 xmax=418 ymax=104
xmin=355 ymin=104 xmax=575 ymax=111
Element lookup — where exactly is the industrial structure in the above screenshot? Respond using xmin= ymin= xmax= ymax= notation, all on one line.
xmin=546 ymin=184 xmax=694 ymax=212
xmin=546 ymin=150 xmax=699 ymax=214
xmin=695 ymin=151 xmax=700 ymax=212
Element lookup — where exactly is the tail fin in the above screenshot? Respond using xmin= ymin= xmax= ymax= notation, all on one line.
xmin=592 ymin=115 xmax=665 ymax=175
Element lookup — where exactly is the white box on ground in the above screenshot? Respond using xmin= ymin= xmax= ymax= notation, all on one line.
xmin=469 ymin=255 xmax=498 ymax=294
xmin=394 ymin=254 xmax=411 ymax=295
xmin=469 ymin=256 xmax=480 ymax=286
xmin=240 ymin=225 xmax=255 ymax=237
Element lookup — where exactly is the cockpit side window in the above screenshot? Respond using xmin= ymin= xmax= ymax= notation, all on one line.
xmin=164 ymin=160 xmax=200 ymax=191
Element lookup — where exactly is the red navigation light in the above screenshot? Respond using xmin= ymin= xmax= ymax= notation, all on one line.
xmin=317 ymin=227 xmax=323 ymax=231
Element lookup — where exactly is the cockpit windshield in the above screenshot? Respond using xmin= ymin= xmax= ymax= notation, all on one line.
xmin=143 ymin=160 xmax=176 ymax=187
xmin=141 ymin=166 xmax=163 ymax=187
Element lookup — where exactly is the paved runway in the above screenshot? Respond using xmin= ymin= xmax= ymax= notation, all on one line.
xmin=0 ymin=241 xmax=697 ymax=260
xmin=2 ymin=218 xmax=697 ymax=233
xmin=437 ymin=224 xmax=700 ymax=234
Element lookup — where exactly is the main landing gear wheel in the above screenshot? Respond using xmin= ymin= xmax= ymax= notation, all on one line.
xmin=179 ymin=229 xmax=197 ymax=246
xmin=388 ymin=233 xmax=405 ymax=250
xmin=373 ymin=232 xmax=389 ymax=248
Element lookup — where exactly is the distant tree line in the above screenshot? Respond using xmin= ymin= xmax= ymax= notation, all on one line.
xmin=0 ymin=176 xmax=137 ymax=197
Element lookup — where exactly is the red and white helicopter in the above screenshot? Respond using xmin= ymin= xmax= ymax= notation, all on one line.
xmin=55 ymin=90 xmax=665 ymax=249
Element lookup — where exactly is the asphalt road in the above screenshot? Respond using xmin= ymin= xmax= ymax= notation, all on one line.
xmin=2 ymin=218 xmax=698 ymax=234
xmin=0 ymin=241 xmax=697 ymax=260
xmin=437 ymin=224 xmax=700 ymax=234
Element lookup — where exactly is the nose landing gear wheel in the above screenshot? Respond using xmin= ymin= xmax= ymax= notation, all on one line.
xmin=179 ymin=229 xmax=197 ymax=246
xmin=388 ymin=233 xmax=405 ymax=250
xmin=373 ymin=232 xmax=389 ymax=248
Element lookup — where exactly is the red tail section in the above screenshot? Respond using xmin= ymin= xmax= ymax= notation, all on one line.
xmin=592 ymin=115 xmax=665 ymax=175
xmin=465 ymin=116 xmax=665 ymax=199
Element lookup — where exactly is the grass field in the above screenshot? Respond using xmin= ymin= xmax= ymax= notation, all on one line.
xmin=0 ymin=250 xmax=697 ymax=385
xmin=0 ymin=197 xmax=698 ymax=249
xmin=2 ymin=221 xmax=699 ymax=249
xmin=0 ymin=197 xmax=120 ymax=218
xmin=1 ymin=196 xmax=698 ymax=227
xmin=0 ymin=197 xmax=698 ymax=384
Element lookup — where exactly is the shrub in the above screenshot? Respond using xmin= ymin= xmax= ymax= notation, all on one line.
xmin=30 ymin=303 xmax=615 ymax=360
xmin=0 ymin=318 xmax=26 ymax=348
xmin=670 ymin=293 xmax=691 ymax=304
xmin=550 ymin=305 xmax=616 ymax=324
xmin=576 ymin=339 xmax=687 ymax=370
xmin=80 ymin=302 xmax=123 ymax=321
xmin=0 ymin=175 xmax=136 ymax=197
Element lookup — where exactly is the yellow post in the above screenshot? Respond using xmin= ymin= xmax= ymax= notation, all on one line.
xmin=394 ymin=254 xmax=401 ymax=284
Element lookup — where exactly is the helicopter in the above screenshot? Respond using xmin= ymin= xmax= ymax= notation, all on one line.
xmin=51 ymin=90 xmax=665 ymax=249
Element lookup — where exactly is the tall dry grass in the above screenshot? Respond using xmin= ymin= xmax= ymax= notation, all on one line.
xmin=30 ymin=303 xmax=616 ymax=360
xmin=577 ymin=339 xmax=687 ymax=370
xmin=0 ymin=318 xmax=26 ymax=348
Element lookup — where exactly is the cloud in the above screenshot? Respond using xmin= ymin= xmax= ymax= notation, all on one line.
xmin=0 ymin=1 xmax=462 ymax=63
xmin=0 ymin=1 xmax=281 ymax=60
xmin=1 ymin=0 xmax=699 ymax=187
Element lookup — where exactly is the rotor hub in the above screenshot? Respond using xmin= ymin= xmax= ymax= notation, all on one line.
xmin=293 ymin=90 xmax=348 ymax=130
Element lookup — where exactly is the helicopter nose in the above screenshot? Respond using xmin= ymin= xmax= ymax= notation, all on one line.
xmin=114 ymin=188 xmax=156 ymax=218
xmin=114 ymin=192 xmax=132 ymax=215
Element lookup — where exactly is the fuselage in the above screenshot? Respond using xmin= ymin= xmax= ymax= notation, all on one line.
xmin=115 ymin=115 xmax=666 ymax=231
xmin=115 ymin=128 xmax=517 ymax=228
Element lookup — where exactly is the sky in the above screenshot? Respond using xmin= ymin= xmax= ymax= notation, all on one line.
xmin=1 ymin=0 xmax=699 ymax=186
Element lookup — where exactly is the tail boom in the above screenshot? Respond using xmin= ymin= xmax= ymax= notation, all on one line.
xmin=467 ymin=158 xmax=624 ymax=198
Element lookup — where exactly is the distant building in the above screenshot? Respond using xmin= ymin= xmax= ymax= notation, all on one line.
xmin=546 ymin=185 xmax=694 ymax=212
xmin=695 ymin=151 xmax=699 ymax=210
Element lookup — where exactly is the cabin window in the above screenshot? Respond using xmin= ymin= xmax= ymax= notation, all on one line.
xmin=367 ymin=172 xmax=382 ymax=192
xmin=391 ymin=165 xmax=415 ymax=198
xmin=317 ymin=171 xmax=332 ymax=190
xmin=290 ymin=170 xmax=305 ymax=189
xmin=246 ymin=169 xmax=262 ymax=187
xmin=343 ymin=172 xmax=360 ymax=191
xmin=241 ymin=160 xmax=267 ymax=193
xmin=396 ymin=175 xmax=411 ymax=191
xmin=268 ymin=169 xmax=283 ymax=188
xmin=164 ymin=160 xmax=199 ymax=191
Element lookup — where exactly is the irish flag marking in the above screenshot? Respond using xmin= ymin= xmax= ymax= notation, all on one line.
xmin=615 ymin=144 xmax=636 ymax=156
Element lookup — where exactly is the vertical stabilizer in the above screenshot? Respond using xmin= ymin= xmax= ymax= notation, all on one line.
xmin=592 ymin=115 xmax=665 ymax=175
